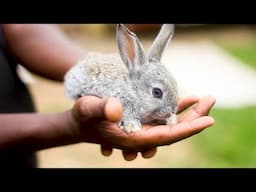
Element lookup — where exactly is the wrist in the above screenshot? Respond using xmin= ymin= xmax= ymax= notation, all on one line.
xmin=23 ymin=112 xmax=81 ymax=151
xmin=63 ymin=109 xmax=82 ymax=142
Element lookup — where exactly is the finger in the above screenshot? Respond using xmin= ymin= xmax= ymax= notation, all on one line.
xmin=73 ymin=96 xmax=123 ymax=122
xmin=122 ymin=150 xmax=138 ymax=161
xmin=169 ymin=116 xmax=215 ymax=140
xmin=104 ymin=97 xmax=123 ymax=122
xmin=177 ymin=96 xmax=199 ymax=114
xmin=141 ymin=148 xmax=157 ymax=159
xmin=178 ymin=96 xmax=216 ymax=122
xmin=101 ymin=145 xmax=113 ymax=156
xmin=143 ymin=116 xmax=215 ymax=147
xmin=113 ymin=96 xmax=215 ymax=151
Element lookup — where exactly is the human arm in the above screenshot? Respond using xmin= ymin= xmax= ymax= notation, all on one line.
xmin=0 ymin=97 xmax=122 ymax=151
xmin=2 ymin=24 xmax=85 ymax=81
xmin=0 ymin=95 xmax=215 ymax=155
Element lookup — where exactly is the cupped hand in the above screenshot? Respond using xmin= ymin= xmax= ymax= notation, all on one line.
xmin=69 ymin=95 xmax=216 ymax=161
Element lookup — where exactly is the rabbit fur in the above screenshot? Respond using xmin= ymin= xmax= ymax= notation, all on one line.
xmin=64 ymin=24 xmax=178 ymax=133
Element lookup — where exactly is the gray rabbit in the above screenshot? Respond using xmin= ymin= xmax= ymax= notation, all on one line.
xmin=64 ymin=24 xmax=178 ymax=133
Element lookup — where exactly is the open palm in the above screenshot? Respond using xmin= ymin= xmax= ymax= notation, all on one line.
xmin=71 ymin=95 xmax=216 ymax=161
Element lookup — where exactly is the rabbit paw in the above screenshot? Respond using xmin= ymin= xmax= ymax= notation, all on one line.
xmin=118 ymin=118 xmax=142 ymax=133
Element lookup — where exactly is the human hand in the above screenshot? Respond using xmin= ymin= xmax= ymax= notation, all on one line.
xmin=67 ymin=95 xmax=215 ymax=161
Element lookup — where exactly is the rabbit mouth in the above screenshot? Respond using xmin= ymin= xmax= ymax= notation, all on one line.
xmin=151 ymin=113 xmax=172 ymax=120
xmin=146 ymin=113 xmax=176 ymax=125
xmin=142 ymin=112 xmax=174 ymax=124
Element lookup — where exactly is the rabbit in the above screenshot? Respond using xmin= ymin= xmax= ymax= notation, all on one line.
xmin=64 ymin=24 xmax=178 ymax=133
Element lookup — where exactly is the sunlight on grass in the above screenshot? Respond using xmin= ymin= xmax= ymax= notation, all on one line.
xmin=195 ymin=34 xmax=256 ymax=167
xmin=217 ymin=40 xmax=256 ymax=70
xmin=191 ymin=107 xmax=256 ymax=167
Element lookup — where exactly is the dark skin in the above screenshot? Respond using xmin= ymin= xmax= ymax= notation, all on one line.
xmin=0 ymin=24 xmax=216 ymax=161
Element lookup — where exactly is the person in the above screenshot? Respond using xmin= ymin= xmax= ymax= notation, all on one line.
xmin=0 ymin=24 xmax=216 ymax=168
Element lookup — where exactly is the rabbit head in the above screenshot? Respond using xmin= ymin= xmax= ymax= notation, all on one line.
xmin=117 ymin=24 xmax=178 ymax=124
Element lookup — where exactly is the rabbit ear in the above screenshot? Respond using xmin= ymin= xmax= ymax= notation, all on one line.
xmin=148 ymin=24 xmax=175 ymax=62
xmin=117 ymin=24 xmax=146 ymax=73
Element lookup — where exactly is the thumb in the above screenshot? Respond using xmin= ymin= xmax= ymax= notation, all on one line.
xmin=73 ymin=96 xmax=123 ymax=122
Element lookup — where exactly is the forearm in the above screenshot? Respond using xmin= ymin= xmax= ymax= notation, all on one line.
xmin=2 ymin=24 xmax=86 ymax=81
xmin=0 ymin=112 xmax=77 ymax=151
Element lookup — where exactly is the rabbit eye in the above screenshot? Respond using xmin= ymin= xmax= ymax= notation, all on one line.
xmin=152 ymin=88 xmax=163 ymax=99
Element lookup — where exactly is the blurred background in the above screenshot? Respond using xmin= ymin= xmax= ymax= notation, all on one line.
xmin=23 ymin=24 xmax=256 ymax=168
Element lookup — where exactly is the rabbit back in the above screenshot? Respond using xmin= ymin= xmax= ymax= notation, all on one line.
xmin=64 ymin=52 xmax=138 ymax=105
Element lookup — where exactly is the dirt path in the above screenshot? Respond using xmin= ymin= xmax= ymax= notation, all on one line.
xmin=162 ymin=40 xmax=256 ymax=108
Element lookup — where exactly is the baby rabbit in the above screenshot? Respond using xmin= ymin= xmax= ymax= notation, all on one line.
xmin=64 ymin=24 xmax=178 ymax=133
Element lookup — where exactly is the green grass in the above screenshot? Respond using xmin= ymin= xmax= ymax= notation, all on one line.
xmin=191 ymin=37 xmax=256 ymax=167
xmin=217 ymin=40 xmax=256 ymax=70
xmin=191 ymin=107 xmax=256 ymax=167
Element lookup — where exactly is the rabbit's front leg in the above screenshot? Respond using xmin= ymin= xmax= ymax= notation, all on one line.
xmin=118 ymin=117 xmax=142 ymax=133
